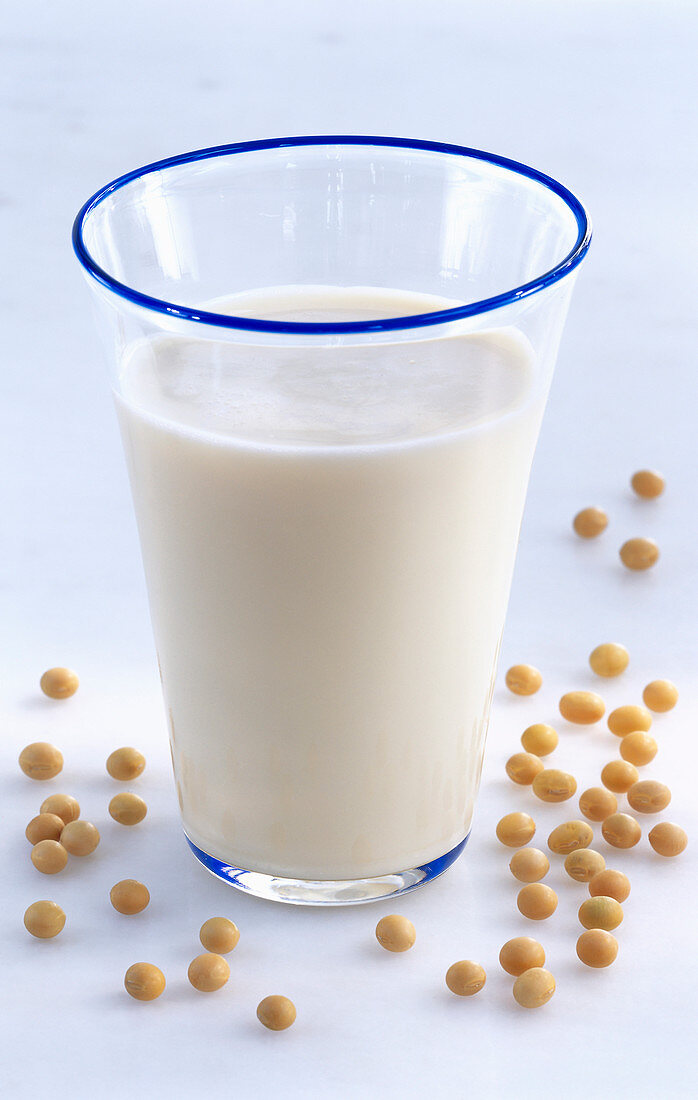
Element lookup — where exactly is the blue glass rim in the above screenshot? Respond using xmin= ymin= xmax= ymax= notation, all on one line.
xmin=72 ymin=134 xmax=592 ymax=336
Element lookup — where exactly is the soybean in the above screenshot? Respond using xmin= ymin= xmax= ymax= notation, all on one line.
xmin=642 ymin=680 xmax=678 ymax=713
xmin=509 ymin=848 xmax=550 ymax=883
xmin=505 ymin=752 xmax=544 ymax=785
xmin=39 ymin=667 xmax=79 ymax=699
xmin=106 ymin=747 xmax=146 ymax=781
xmin=648 ymin=822 xmax=687 ymax=857
xmin=573 ymin=507 xmax=608 ymax=539
xmin=18 ymin=742 xmax=63 ymax=781
xmin=499 ymin=937 xmax=546 ymax=976
xmin=532 ymin=769 xmax=577 ymax=803
xmin=630 ymin=469 xmax=665 ymax=498
xmin=608 ymin=704 xmax=652 ymax=736
xmin=517 ymin=883 xmax=558 ymax=921
xmin=109 ymin=792 xmax=147 ymax=826
xmin=512 ymin=968 xmax=556 ymax=1008
xmin=40 ymin=793 xmax=80 ymax=825
xmin=578 ymin=896 xmax=624 ymax=931
xmin=31 ymin=840 xmax=67 ymax=874
xmin=200 ymin=917 xmax=240 ymax=955
xmin=25 ymin=813 xmax=65 ymax=845
xmin=257 ymin=995 xmax=296 ymax=1031
xmin=620 ymin=732 xmax=658 ymax=767
xmin=375 ymin=914 xmax=416 ymax=952
xmin=505 ymin=665 xmax=542 ymax=696
xmin=124 ymin=962 xmax=165 ymax=1001
xmin=601 ymin=813 xmax=642 ymax=849
xmin=619 ymin=537 xmax=659 ymax=570
xmin=589 ymin=643 xmax=629 ymax=678
xmin=559 ymin=691 xmax=605 ymax=725
xmin=521 ymin=724 xmax=558 ymax=756
xmin=445 ymin=961 xmax=486 ymax=996
xmin=23 ymin=900 xmax=66 ymax=939
xmin=576 ymin=929 xmax=619 ymax=968
xmin=110 ymin=879 xmax=150 ymax=915
xmin=547 ymin=820 xmax=594 ymax=856
xmin=188 ymin=953 xmax=230 ymax=992
xmin=601 ymin=760 xmax=639 ymax=794
xmin=564 ymin=849 xmax=606 ymax=883
xmin=589 ymin=869 xmax=631 ymax=903
xmin=579 ymin=787 xmax=618 ymax=822
xmin=627 ymin=780 xmax=671 ymax=814
xmin=61 ymin=820 xmax=100 ymax=856
xmin=496 ymin=812 xmax=536 ymax=847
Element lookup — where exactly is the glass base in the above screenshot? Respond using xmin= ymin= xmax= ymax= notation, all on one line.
xmin=184 ymin=832 xmax=470 ymax=906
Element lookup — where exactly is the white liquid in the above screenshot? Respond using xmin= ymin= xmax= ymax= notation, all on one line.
xmin=116 ymin=287 xmax=545 ymax=879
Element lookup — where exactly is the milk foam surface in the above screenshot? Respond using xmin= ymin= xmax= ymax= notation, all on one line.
xmin=121 ymin=287 xmax=531 ymax=445
xmin=116 ymin=286 xmax=544 ymax=879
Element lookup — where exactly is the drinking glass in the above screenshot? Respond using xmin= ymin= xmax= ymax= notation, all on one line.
xmin=73 ymin=136 xmax=590 ymax=904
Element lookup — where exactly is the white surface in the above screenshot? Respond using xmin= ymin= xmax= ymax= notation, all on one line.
xmin=1 ymin=1 xmax=697 ymax=1097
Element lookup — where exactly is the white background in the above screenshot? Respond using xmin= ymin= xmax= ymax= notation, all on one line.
xmin=1 ymin=1 xmax=697 ymax=1097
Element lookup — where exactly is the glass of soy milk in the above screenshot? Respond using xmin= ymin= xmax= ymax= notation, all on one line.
xmin=73 ymin=137 xmax=590 ymax=904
